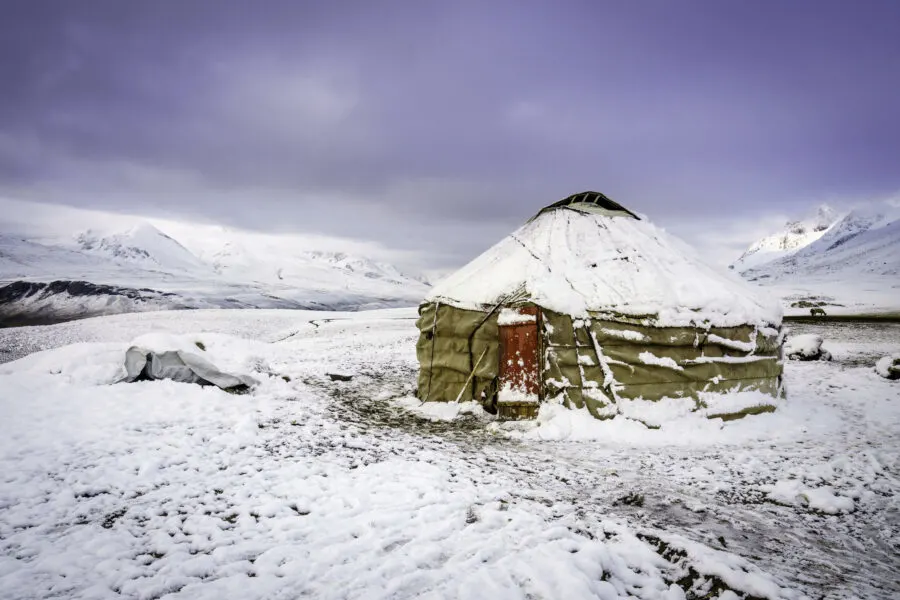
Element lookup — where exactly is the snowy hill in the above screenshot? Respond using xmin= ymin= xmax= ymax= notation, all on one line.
xmin=732 ymin=202 xmax=900 ymax=314
xmin=0 ymin=202 xmax=430 ymax=325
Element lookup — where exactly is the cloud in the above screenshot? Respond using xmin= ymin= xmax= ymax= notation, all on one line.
xmin=664 ymin=213 xmax=796 ymax=267
xmin=1 ymin=1 xmax=899 ymax=269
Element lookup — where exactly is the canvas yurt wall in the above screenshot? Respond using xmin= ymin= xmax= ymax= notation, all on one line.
xmin=416 ymin=304 xmax=783 ymax=418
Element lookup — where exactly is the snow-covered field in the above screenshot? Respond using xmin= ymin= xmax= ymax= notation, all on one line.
xmin=1 ymin=309 xmax=899 ymax=599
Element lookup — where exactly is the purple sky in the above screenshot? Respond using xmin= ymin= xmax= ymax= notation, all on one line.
xmin=2 ymin=0 xmax=899 ymax=266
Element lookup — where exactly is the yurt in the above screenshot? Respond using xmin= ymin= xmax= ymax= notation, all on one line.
xmin=415 ymin=192 xmax=785 ymax=421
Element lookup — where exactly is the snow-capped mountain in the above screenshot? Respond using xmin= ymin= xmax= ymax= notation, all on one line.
xmin=0 ymin=204 xmax=430 ymax=325
xmin=731 ymin=205 xmax=838 ymax=272
xmin=732 ymin=202 xmax=900 ymax=314
xmin=74 ymin=223 xmax=210 ymax=274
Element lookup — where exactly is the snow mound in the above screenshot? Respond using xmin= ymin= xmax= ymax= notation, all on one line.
xmin=875 ymin=354 xmax=900 ymax=380
xmin=762 ymin=480 xmax=855 ymax=514
xmin=428 ymin=207 xmax=782 ymax=328
xmin=785 ymin=334 xmax=832 ymax=361
xmin=493 ymin=390 xmax=783 ymax=445
xmin=394 ymin=397 xmax=490 ymax=421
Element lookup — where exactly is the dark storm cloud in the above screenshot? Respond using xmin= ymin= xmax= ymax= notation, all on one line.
xmin=1 ymin=0 xmax=899 ymax=264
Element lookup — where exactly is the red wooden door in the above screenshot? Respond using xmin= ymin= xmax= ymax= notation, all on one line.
xmin=498 ymin=306 xmax=540 ymax=402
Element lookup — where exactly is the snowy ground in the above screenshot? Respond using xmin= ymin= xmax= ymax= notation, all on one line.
xmin=756 ymin=279 xmax=900 ymax=318
xmin=1 ymin=310 xmax=899 ymax=600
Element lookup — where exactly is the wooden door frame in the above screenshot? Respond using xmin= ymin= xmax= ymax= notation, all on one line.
xmin=497 ymin=305 xmax=543 ymax=402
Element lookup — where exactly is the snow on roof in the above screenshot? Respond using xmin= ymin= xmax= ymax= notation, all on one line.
xmin=427 ymin=202 xmax=783 ymax=327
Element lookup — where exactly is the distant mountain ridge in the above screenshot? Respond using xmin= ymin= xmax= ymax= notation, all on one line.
xmin=731 ymin=201 xmax=900 ymax=314
xmin=0 ymin=217 xmax=430 ymax=325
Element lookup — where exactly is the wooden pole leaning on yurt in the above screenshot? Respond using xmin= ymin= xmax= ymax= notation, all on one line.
xmin=454 ymin=347 xmax=488 ymax=404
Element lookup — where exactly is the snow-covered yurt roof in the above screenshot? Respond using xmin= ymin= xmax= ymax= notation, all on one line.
xmin=426 ymin=192 xmax=782 ymax=328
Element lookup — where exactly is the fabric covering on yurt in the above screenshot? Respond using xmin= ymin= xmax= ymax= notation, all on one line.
xmin=415 ymin=191 xmax=785 ymax=421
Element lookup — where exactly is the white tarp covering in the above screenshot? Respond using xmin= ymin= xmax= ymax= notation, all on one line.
xmin=122 ymin=346 xmax=258 ymax=390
